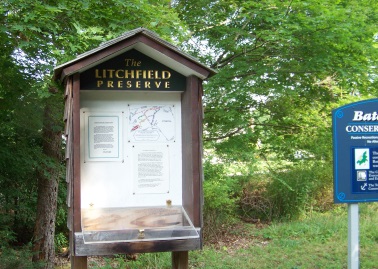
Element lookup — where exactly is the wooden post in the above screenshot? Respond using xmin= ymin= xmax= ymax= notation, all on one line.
xmin=71 ymin=74 xmax=88 ymax=269
xmin=172 ymin=251 xmax=188 ymax=269
xmin=71 ymin=256 xmax=87 ymax=269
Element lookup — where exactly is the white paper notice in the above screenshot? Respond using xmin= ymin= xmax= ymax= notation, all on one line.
xmin=129 ymin=105 xmax=175 ymax=142
xmin=87 ymin=116 xmax=119 ymax=159
xmin=133 ymin=145 xmax=170 ymax=194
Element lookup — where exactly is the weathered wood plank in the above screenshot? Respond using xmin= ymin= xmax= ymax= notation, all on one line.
xmin=64 ymin=97 xmax=72 ymax=133
xmin=64 ymin=77 xmax=72 ymax=121
xmin=64 ymin=77 xmax=72 ymax=99
xmin=81 ymin=207 xmax=184 ymax=231
xmin=72 ymin=73 xmax=81 ymax=233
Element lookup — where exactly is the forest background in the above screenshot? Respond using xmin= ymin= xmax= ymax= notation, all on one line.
xmin=0 ymin=0 xmax=377 ymax=268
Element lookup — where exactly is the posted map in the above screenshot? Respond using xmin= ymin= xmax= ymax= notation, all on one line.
xmin=129 ymin=105 xmax=175 ymax=142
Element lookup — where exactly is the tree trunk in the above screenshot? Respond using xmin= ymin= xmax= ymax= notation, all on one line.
xmin=32 ymin=88 xmax=63 ymax=269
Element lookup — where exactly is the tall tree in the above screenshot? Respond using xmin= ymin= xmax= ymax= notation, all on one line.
xmin=1 ymin=0 xmax=185 ymax=267
xmin=0 ymin=29 xmax=44 ymax=247
xmin=31 ymin=89 xmax=63 ymax=265
xmin=172 ymin=0 xmax=378 ymax=218
xmin=174 ymin=0 xmax=378 ymax=164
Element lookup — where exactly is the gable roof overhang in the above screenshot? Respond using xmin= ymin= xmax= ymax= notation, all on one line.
xmin=54 ymin=28 xmax=216 ymax=83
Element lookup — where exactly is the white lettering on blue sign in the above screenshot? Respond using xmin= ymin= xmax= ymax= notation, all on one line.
xmin=346 ymin=125 xmax=378 ymax=133
xmin=352 ymin=111 xmax=378 ymax=121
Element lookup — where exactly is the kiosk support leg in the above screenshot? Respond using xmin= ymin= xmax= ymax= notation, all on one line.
xmin=71 ymin=256 xmax=87 ymax=269
xmin=172 ymin=251 xmax=188 ymax=269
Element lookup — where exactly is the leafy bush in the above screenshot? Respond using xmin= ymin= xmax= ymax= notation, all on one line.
xmin=54 ymin=232 xmax=68 ymax=253
xmin=0 ymin=226 xmax=15 ymax=249
xmin=0 ymin=245 xmax=44 ymax=269
xmin=240 ymin=161 xmax=333 ymax=221
xmin=202 ymin=161 xmax=239 ymax=242
xmin=239 ymin=179 xmax=273 ymax=221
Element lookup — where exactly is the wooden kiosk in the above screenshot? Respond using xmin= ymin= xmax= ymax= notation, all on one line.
xmin=54 ymin=28 xmax=215 ymax=268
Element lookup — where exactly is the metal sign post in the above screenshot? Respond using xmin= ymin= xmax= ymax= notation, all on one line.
xmin=348 ymin=204 xmax=359 ymax=269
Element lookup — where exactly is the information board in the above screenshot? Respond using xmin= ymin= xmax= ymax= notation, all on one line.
xmin=333 ymin=98 xmax=378 ymax=203
xmin=132 ymin=145 xmax=170 ymax=194
xmin=84 ymin=112 xmax=123 ymax=162
xmin=79 ymin=92 xmax=182 ymax=209
xmin=128 ymin=105 xmax=175 ymax=142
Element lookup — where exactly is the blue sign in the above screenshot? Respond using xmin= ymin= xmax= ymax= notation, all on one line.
xmin=333 ymin=99 xmax=378 ymax=203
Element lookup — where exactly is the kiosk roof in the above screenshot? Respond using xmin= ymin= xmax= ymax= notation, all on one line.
xmin=54 ymin=27 xmax=216 ymax=82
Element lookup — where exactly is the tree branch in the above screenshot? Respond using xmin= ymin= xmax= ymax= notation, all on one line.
xmin=204 ymin=122 xmax=301 ymax=141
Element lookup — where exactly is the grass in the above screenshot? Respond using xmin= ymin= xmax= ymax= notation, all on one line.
xmin=58 ymin=203 xmax=378 ymax=269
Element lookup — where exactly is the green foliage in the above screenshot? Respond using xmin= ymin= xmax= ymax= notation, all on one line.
xmin=175 ymin=0 xmax=378 ymax=223
xmin=0 ymin=222 xmax=15 ymax=249
xmin=0 ymin=36 xmax=43 ymax=245
xmin=90 ymin=255 xmax=129 ymax=269
xmin=90 ymin=253 xmax=171 ymax=269
xmin=204 ymin=180 xmax=236 ymax=214
xmin=0 ymin=0 xmax=187 ymax=254
xmin=188 ymin=204 xmax=378 ymax=268
xmin=54 ymin=232 xmax=68 ymax=253
xmin=202 ymin=161 xmax=238 ymax=229
xmin=0 ymin=245 xmax=45 ymax=269
xmin=203 ymin=161 xmax=238 ymax=205
xmin=126 ymin=253 xmax=171 ymax=269
xmin=0 ymin=1 xmax=378 ymax=266
xmin=175 ymin=0 xmax=378 ymax=163
xmin=360 ymin=204 xmax=378 ymax=248
xmin=240 ymin=161 xmax=333 ymax=221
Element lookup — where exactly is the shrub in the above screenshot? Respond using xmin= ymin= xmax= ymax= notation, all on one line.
xmin=202 ymin=161 xmax=238 ymax=242
xmin=203 ymin=181 xmax=238 ymax=242
xmin=239 ymin=161 xmax=333 ymax=221
xmin=0 ymin=245 xmax=44 ymax=269
xmin=239 ymin=179 xmax=273 ymax=221
xmin=54 ymin=232 xmax=68 ymax=253
xmin=0 ymin=225 xmax=15 ymax=249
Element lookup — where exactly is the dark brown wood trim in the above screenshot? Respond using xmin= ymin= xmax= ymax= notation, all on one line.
xmin=198 ymin=82 xmax=204 ymax=231
xmin=60 ymin=36 xmax=141 ymax=80
xmin=181 ymin=78 xmax=193 ymax=225
xmin=71 ymin=256 xmax=87 ymax=269
xmin=71 ymin=73 xmax=89 ymax=269
xmin=59 ymin=33 xmax=213 ymax=82
xmin=172 ymin=251 xmax=189 ymax=269
xmin=138 ymin=35 xmax=212 ymax=78
xmin=189 ymin=76 xmax=202 ymax=228
xmin=181 ymin=76 xmax=202 ymax=228
xmin=72 ymin=73 xmax=81 ymax=233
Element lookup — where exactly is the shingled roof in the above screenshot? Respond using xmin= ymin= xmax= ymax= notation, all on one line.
xmin=54 ymin=27 xmax=216 ymax=82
